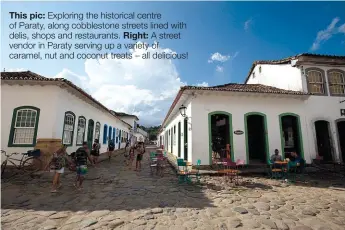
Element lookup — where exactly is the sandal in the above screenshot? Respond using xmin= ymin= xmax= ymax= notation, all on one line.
xmin=51 ymin=190 xmax=57 ymax=193
xmin=57 ymin=184 xmax=62 ymax=189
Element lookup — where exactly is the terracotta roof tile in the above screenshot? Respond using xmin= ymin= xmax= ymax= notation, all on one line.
xmin=182 ymin=83 xmax=309 ymax=95
xmin=161 ymin=83 xmax=309 ymax=128
xmin=1 ymin=71 xmax=132 ymax=128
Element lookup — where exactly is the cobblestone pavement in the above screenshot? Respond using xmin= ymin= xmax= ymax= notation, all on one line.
xmin=2 ymin=147 xmax=345 ymax=230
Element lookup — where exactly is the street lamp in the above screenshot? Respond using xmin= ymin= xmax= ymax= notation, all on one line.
xmin=179 ymin=104 xmax=187 ymax=118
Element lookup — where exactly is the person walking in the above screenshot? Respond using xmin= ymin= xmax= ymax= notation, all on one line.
xmin=107 ymin=138 xmax=115 ymax=161
xmin=91 ymin=139 xmax=101 ymax=166
xmin=135 ymin=142 xmax=145 ymax=171
xmin=74 ymin=141 xmax=94 ymax=191
xmin=47 ymin=145 xmax=72 ymax=193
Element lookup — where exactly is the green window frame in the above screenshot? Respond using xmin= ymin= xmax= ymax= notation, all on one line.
xmin=62 ymin=111 xmax=76 ymax=146
xmin=76 ymin=116 xmax=86 ymax=146
xmin=8 ymin=106 xmax=41 ymax=147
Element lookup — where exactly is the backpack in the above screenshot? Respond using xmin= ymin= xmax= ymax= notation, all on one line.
xmin=75 ymin=147 xmax=88 ymax=165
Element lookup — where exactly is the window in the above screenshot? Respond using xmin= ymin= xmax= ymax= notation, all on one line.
xmin=174 ymin=125 xmax=176 ymax=145
xmin=328 ymin=70 xmax=345 ymax=95
xmin=306 ymin=69 xmax=326 ymax=94
xmin=259 ymin=66 xmax=262 ymax=73
xmin=76 ymin=116 xmax=86 ymax=145
xmin=252 ymin=72 xmax=255 ymax=78
xmin=8 ymin=106 xmax=40 ymax=147
xmin=95 ymin=122 xmax=101 ymax=140
xmin=112 ymin=128 xmax=116 ymax=143
xmin=103 ymin=124 xmax=108 ymax=144
xmin=116 ymin=129 xmax=119 ymax=143
xmin=62 ymin=111 xmax=75 ymax=145
xmin=108 ymin=126 xmax=112 ymax=142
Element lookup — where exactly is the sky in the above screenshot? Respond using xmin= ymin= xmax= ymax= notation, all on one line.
xmin=1 ymin=1 xmax=345 ymax=126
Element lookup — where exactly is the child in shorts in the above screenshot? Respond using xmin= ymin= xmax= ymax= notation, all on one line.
xmin=127 ymin=147 xmax=135 ymax=168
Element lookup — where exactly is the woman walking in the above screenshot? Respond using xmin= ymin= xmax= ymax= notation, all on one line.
xmin=47 ymin=145 xmax=72 ymax=193
xmin=91 ymin=139 xmax=101 ymax=166
xmin=135 ymin=142 xmax=145 ymax=171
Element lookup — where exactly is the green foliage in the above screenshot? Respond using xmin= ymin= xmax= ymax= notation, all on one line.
xmin=140 ymin=125 xmax=161 ymax=140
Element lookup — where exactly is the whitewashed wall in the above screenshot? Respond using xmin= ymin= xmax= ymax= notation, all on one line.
xmin=247 ymin=64 xmax=345 ymax=162
xmin=1 ymin=84 xmax=130 ymax=164
xmin=1 ymin=85 xmax=59 ymax=163
xmin=54 ymin=86 xmax=130 ymax=153
xmin=191 ymin=92 xmax=310 ymax=165
xmin=246 ymin=64 xmax=304 ymax=91
xmin=163 ymin=100 xmax=193 ymax=162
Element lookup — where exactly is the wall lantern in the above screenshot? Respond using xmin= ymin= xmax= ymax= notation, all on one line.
xmin=179 ymin=104 xmax=187 ymax=118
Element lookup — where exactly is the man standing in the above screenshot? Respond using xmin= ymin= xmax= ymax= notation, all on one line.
xmin=74 ymin=141 xmax=94 ymax=191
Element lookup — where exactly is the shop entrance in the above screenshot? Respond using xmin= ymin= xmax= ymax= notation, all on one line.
xmin=209 ymin=112 xmax=232 ymax=163
xmin=280 ymin=114 xmax=303 ymax=159
xmin=245 ymin=113 xmax=268 ymax=164
xmin=314 ymin=120 xmax=333 ymax=161
xmin=336 ymin=120 xmax=345 ymax=163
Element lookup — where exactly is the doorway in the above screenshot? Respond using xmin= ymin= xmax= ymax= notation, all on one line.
xmin=178 ymin=122 xmax=181 ymax=158
xmin=87 ymin=119 xmax=94 ymax=150
xmin=209 ymin=112 xmax=233 ymax=164
xmin=314 ymin=120 xmax=333 ymax=161
xmin=184 ymin=119 xmax=188 ymax=161
xmin=336 ymin=120 xmax=345 ymax=163
xmin=279 ymin=113 xmax=304 ymax=159
xmin=245 ymin=113 xmax=269 ymax=164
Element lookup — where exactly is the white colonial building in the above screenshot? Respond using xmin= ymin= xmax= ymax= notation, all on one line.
xmin=1 ymin=71 xmax=138 ymax=163
xmin=158 ymin=54 xmax=345 ymax=166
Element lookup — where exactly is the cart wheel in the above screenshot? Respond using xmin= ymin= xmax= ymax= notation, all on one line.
xmin=22 ymin=157 xmax=42 ymax=173
xmin=1 ymin=160 xmax=7 ymax=177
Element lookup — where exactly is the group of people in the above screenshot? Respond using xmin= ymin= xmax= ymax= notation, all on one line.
xmin=47 ymin=137 xmax=144 ymax=193
xmin=270 ymin=149 xmax=305 ymax=170
xmin=125 ymin=142 xmax=146 ymax=171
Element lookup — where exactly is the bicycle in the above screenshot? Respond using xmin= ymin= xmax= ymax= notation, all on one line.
xmin=1 ymin=149 xmax=43 ymax=176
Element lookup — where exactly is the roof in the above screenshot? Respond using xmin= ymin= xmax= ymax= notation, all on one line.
xmin=112 ymin=111 xmax=139 ymax=120
xmin=244 ymin=53 xmax=345 ymax=83
xmin=1 ymin=71 xmax=132 ymax=128
xmin=161 ymin=83 xmax=309 ymax=128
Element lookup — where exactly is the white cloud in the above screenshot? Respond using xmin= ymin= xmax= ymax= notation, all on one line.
xmin=215 ymin=66 xmax=224 ymax=73
xmin=55 ymin=41 xmax=186 ymax=126
xmin=310 ymin=17 xmax=345 ymax=51
xmin=208 ymin=52 xmax=230 ymax=63
xmin=196 ymin=82 xmax=209 ymax=87
xmin=244 ymin=18 xmax=253 ymax=31
xmin=208 ymin=52 xmax=239 ymax=72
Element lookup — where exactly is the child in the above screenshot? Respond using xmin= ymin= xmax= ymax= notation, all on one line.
xmin=107 ymin=138 xmax=115 ymax=161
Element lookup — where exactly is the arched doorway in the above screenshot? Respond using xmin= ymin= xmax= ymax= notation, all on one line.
xmin=336 ymin=119 xmax=345 ymax=163
xmin=245 ymin=112 xmax=269 ymax=164
xmin=279 ymin=113 xmax=304 ymax=159
xmin=314 ymin=120 xmax=333 ymax=161
xmin=208 ymin=111 xmax=233 ymax=164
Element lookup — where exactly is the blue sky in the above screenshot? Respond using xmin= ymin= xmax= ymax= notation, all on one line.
xmin=1 ymin=1 xmax=345 ymax=125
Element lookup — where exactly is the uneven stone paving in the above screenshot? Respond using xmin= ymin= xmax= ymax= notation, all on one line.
xmin=2 ymin=147 xmax=345 ymax=230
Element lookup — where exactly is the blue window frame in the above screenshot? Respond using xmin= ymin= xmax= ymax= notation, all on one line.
xmin=108 ymin=126 xmax=112 ymax=142
xmin=103 ymin=124 xmax=108 ymax=144
xmin=112 ymin=128 xmax=116 ymax=143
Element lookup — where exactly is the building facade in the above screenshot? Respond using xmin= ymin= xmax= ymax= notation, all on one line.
xmin=1 ymin=71 xmax=132 ymax=164
xmin=158 ymin=54 xmax=345 ymax=166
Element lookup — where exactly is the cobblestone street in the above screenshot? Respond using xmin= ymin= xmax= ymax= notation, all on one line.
xmin=2 ymin=147 xmax=345 ymax=230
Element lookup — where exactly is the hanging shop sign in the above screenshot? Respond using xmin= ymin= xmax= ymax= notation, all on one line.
xmin=234 ymin=130 xmax=244 ymax=135
xmin=341 ymin=109 xmax=345 ymax=116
